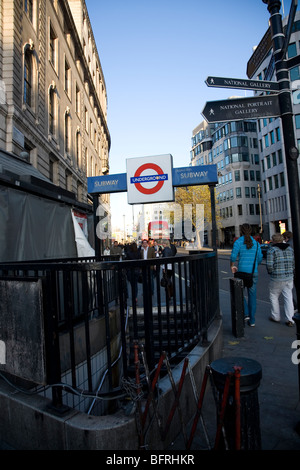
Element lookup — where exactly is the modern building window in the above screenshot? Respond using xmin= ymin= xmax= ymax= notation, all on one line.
xmin=268 ymin=177 xmax=273 ymax=191
xmin=290 ymin=65 xmax=300 ymax=81
xmin=275 ymin=127 xmax=281 ymax=141
xmin=24 ymin=49 xmax=32 ymax=107
xmin=245 ymin=187 xmax=250 ymax=198
xmin=295 ymin=114 xmax=300 ymax=129
xmin=288 ymin=42 xmax=297 ymax=58
xmin=278 ymin=149 xmax=283 ymax=163
xmin=238 ymin=205 xmax=243 ymax=216
xmin=264 ymin=134 xmax=269 ymax=148
xmin=236 ymin=187 xmax=242 ymax=198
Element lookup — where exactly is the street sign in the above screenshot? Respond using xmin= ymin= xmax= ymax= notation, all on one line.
xmin=202 ymin=94 xmax=280 ymax=123
xmin=126 ymin=154 xmax=174 ymax=204
xmin=205 ymin=76 xmax=279 ymax=92
xmin=172 ymin=165 xmax=218 ymax=187
xmin=87 ymin=164 xmax=219 ymax=196
xmin=87 ymin=173 xmax=127 ymax=194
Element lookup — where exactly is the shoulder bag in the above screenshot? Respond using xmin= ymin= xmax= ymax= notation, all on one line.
xmin=234 ymin=242 xmax=258 ymax=288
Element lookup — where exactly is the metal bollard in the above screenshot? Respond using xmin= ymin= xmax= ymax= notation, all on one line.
xmin=230 ymin=278 xmax=244 ymax=338
xmin=210 ymin=357 xmax=262 ymax=450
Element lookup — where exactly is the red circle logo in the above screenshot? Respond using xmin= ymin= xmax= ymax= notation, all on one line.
xmin=133 ymin=163 xmax=165 ymax=194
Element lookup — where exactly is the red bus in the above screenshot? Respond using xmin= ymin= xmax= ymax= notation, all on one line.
xmin=148 ymin=220 xmax=170 ymax=240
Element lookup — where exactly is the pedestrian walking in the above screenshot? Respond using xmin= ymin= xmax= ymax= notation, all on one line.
xmin=266 ymin=233 xmax=295 ymax=326
xmin=125 ymin=242 xmax=140 ymax=303
xmin=161 ymin=240 xmax=175 ymax=298
xmin=282 ymin=230 xmax=298 ymax=313
xmin=140 ymin=239 xmax=156 ymax=294
xmin=230 ymin=223 xmax=263 ymax=327
xmin=110 ymin=240 xmax=122 ymax=256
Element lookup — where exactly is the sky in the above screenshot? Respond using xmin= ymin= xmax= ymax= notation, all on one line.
xmin=85 ymin=0 xmax=293 ymax=232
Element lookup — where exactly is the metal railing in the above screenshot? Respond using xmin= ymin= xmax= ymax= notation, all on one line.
xmin=0 ymin=251 xmax=220 ymax=413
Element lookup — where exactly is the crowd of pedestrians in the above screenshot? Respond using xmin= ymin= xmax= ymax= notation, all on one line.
xmin=230 ymin=223 xmax=297 ymax=328
xmin=104 ymin=238 xmax=177 ymax=301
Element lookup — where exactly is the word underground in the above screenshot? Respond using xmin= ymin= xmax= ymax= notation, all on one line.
xmin=106 ymin=454 xmax=195 ymax=466
xmin=130 ymin=174 xmax=168 ymax=184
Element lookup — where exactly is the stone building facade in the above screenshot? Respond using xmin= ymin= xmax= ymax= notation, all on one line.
xmin=0 ymin=0 xmax=110 ymax=205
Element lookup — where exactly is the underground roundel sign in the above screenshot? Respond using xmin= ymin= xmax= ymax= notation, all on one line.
xmin=126 ymin=154 xmax=174 ymax=204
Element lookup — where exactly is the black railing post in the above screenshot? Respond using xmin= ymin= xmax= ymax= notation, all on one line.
xmin=42 ymin=270 xmax=65 ymax=411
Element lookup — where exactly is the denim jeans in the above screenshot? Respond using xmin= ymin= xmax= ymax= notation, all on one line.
xmin=269 ymin=279 xmax=294 ymax=323
xmin=244 ymin=273 xmax=258 ymax=325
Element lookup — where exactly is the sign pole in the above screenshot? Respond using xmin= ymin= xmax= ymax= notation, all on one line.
xmin=263 ymin=0 xmax=300 ymax=313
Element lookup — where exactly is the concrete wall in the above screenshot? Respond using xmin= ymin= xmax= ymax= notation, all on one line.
xmin=0 ymin=318 xmax=222 ymax=450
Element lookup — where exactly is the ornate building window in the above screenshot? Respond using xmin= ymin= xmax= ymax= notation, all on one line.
xmin=49 ymin=85 xmax=56 ymax=136
xmin=65 ymin=109 xmax=71 ymax=155
xmin=24 ymin=49 xmax=32 ymax=107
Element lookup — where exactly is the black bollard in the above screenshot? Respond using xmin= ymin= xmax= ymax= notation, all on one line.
xmin=230 ymin=278 xmax=244 ymax=338
xmin=210 ymin=357 xmax=262 ymax=450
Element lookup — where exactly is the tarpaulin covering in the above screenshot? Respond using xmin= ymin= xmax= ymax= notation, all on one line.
xmin=0 ymin=186 xmax=78 ymax=262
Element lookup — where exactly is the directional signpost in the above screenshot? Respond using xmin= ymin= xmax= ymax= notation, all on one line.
xmin=205 ymin=76 xmax=279 ymax=92
xmin=202 ymin=0 xmax=300 ymax=369
xmin=202 ymin=94 xmax=280 ymax=123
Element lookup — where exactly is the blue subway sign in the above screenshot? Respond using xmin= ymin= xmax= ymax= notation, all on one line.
xmin=87 ymin=173 xmax=127 ymax=194
xmin=172 ymin=165 xmax=218 ymax=187
xmin=87 ymin=162 xmax=218 ymax=194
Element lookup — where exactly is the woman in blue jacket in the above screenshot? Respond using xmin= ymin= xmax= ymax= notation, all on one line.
xmin=230 ymin=224 xmax=263 ymax=327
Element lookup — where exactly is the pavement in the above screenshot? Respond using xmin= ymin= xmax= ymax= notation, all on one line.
xmin=170 ymin=286 xmax=300 ymax=451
